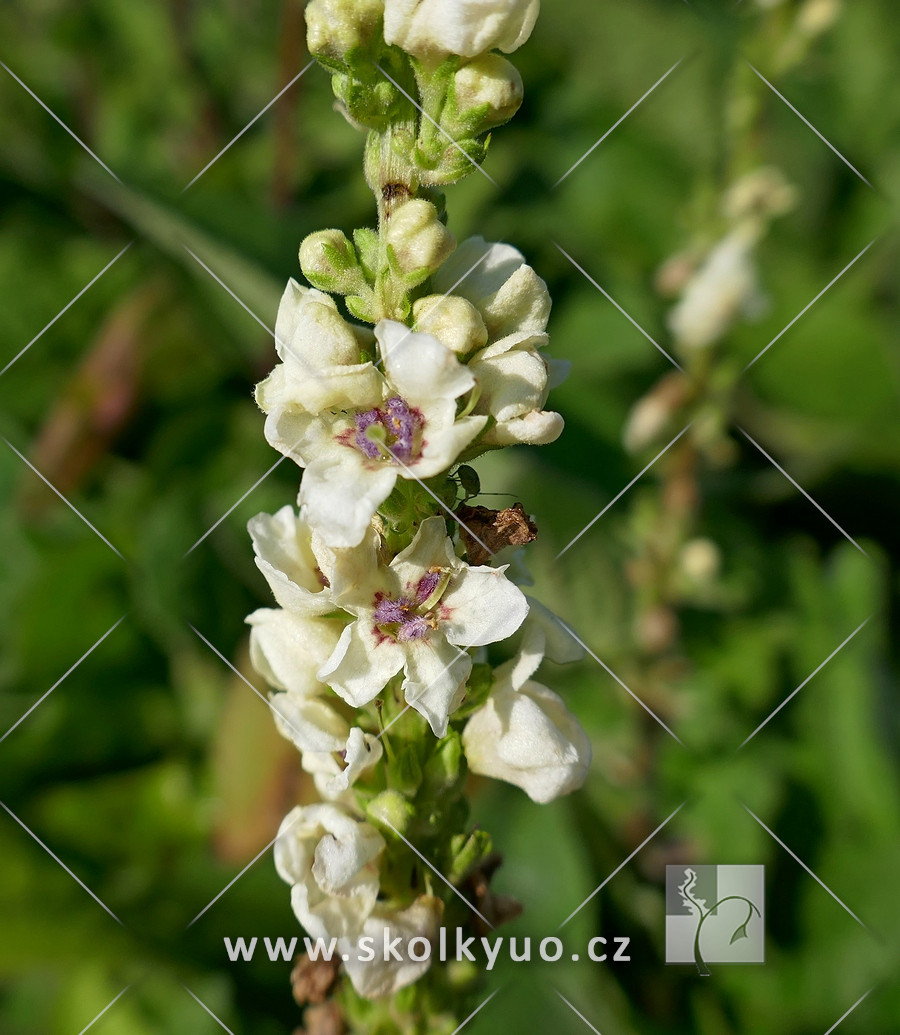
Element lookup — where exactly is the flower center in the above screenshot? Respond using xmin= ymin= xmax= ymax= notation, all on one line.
xmin=372 ymin=567 xmax=452 ymax=643
xmin=352 ymin=396 xmax=424 ymax=464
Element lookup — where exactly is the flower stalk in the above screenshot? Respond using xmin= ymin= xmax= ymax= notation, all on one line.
xmin=245 ymin=2 xmax=588 ymax=1031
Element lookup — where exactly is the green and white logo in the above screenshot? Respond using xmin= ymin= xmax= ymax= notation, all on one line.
xmin=665 ymin=865 xmax=765 ymax=974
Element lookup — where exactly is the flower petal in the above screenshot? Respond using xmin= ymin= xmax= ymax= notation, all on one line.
xmin=377 ymin=320 xmax=475 ymax=406
xmin=248 ymin=506 xmax=333 ymax=614
xmin=300 ymin=449 xmax=397 ymax=548
xmin=442 ymin=565 xmax=529 ymax=647
xmin=403 ymin=637 xmax=471 ymax=737
xmin=247 ymin=608 xmax=345 ymax=697
xmin=319 ymin=622 xmax=406 ymax=708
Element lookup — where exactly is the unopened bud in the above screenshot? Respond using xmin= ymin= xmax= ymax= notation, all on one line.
xmin=366 ymin=789 xmax=415 ymax=835
xmin=386 ymin=199 xmax=456 ymax=285
xmin=299 ymin=229 xmax=367 ymax=295
xmin=306 ymin=0 xmax=384 ymax=69
xmin=445 ymin=54 xmax=524 ymax=134
xmin=413 ymin=294 xmax=488 ymax=353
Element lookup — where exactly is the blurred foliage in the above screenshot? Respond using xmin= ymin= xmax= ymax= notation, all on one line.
xmin=1 ymin=0 xmax=899 ymax=1033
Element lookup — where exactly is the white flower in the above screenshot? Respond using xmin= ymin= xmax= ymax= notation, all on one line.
xmin=248 ymin=506 xmax=334 ymax=615
xmin=247 ymin=608 xmax=350 ymax=753
xmin=262 ymin=320 xmax=486 ymax=548
xmin=432 ymin=236 xmax=550 ymax=340
xmin=431 ymin=236 xmax=562 ymax=447
xmin=319 ymin=517 xmax=529 ymax=737
xmin=340 ymin=896 xmax=443 ymax=1000
xmin=256 ymin=280 xmax=381 ymax=417
xmin=667 ymin=227 xmax=764 ymax=349
xmin=468 ymin=332 xmax=564 ymax=446
xmin=462 ymin=639 xmax=591 ymax=803
xmin=302 ymin=726 xmax=384 ymax=800
xmin=275 ymin=804 xmax=385 ymax=941
xmin=384 ymin=0 xmax=540 ymax=60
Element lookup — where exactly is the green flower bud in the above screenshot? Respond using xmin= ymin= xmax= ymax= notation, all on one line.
xmin=367 ymin=789 xmax=416 ymax=835
xmin=299 ymin=229 xmax=368 ymax=295
xmin=445 ymin=54 xmax=524 ymax=135
xmin=422 ymin=731 xmax=466 ymax=798
xmin=386 ymin=199 xmax=456 ymax=285
xmin=412 ymin=294 xmax=488 ymax=354
xmin=447 ymin=828 xmax=492 ymax=884
xmin=306 ymin=0 xmax=385 ymax=71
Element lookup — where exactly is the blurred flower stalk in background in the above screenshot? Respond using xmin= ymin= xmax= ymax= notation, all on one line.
xmin=243 ymin=1 xmax=589 ymax=1030
xmin=621 ymin=0 xmax=844 ymax=744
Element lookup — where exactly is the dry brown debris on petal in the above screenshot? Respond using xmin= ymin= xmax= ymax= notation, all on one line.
xmin=291 ymin=953 xmax=341 ymax=1006
xmin=455 ymin=502 xmax=538 ymax=565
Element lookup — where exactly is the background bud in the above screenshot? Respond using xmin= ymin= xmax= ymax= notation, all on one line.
xmin=386 ymin=199 xmax=456 ymax=284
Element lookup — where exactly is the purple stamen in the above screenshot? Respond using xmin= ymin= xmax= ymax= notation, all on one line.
xmin=397 ymin=615 xmax=430 ymax=642
xmin=415 ymin=569 xmax=443 ymax=604
xmin=349 ymin=396 xmax=423 ymax=464
xmin=373 ymin=594 xmax=411 ymax=624
xmin=354 ymin=408 xmax=383 ymax=459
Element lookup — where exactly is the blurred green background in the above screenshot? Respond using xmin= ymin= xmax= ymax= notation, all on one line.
xmin=1 ymin=0 xmax=899 ymax=1032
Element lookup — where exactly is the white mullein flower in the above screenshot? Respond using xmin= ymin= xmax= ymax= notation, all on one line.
xmin=667 ymin=226 xmax=764 ymax=350
xmin=258 ymin=280 xmax=382 ymax=415
xmin=248 ymin=506 xmax=335 ymax=615
xmin=430 ymin=236 xmax=563 ymax=447
xmin=340 ymin=895 xmax=443 ymax=999
xmin=275 ymin=804 xmax=385 ymax=941
xmin=319 ymin=516 xmax=529 ymax=737
xmin=301 ymin=726 xmax=384 ymax=801
xmin=260 ymin=320 xmax=486 ymax=548
xmin=247 ymin=608 xmax=350 ymax=753
xmin=462 ymin=636 xmax=591 ymax=803
xmin=384 ymin=0 xmax=539 ymax=60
